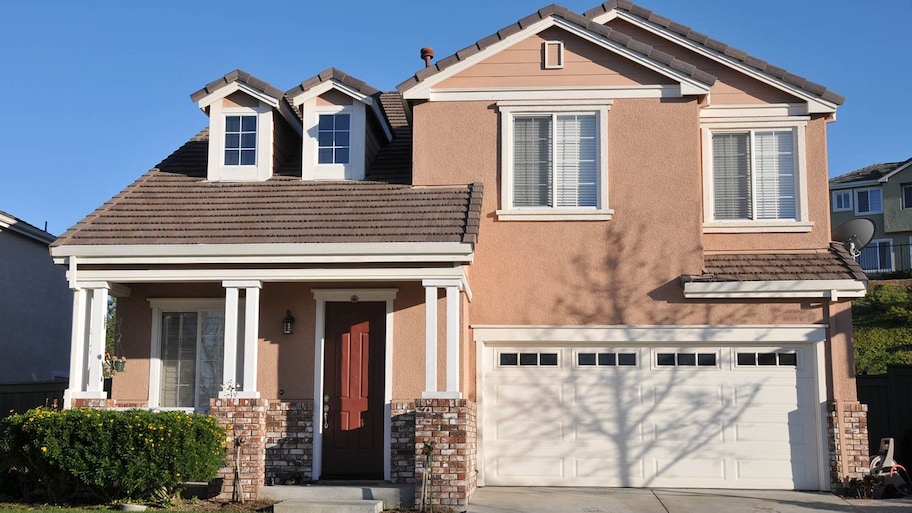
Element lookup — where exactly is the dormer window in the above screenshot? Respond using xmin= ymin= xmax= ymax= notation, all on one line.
xmin=317 ymin=113 xmax=350 ymax=164
xmin=225 ymin=115 xmax=257 ymax=166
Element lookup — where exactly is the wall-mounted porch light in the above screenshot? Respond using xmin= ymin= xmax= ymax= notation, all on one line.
xmin=282 ymin=310 xmax=295 ymax=335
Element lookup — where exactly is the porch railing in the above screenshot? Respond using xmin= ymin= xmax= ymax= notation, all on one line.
xmin=857 ymin=242 xmax=912 ymax=280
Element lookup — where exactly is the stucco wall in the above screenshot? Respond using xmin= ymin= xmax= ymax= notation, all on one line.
xmin=0 ymin=229 xmax=71 ymax=383
xmin=882 ymin=166 xmax=912 ymax=234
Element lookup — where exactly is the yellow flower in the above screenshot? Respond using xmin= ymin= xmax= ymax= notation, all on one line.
xmin=40 ymin=446 xmax=47 ymax=452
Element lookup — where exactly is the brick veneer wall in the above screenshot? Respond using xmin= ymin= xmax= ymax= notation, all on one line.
xmin=210 ymin=398 xmax=267 ymax=501
xmin=829 ymin=400 xmax=869 ymax=490
xmin=264 ymin=400 xmax=313 ymax=485
xmin=414 ymin=398 xmax=477 ymax=509
xmin=391 ymin=401 xmax=416 ymax=483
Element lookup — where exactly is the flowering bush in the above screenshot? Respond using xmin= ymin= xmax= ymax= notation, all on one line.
xmin=0 ymin=408 xmax=226 ymax=503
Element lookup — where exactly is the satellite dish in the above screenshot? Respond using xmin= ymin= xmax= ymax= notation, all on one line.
xmin=831 ymin=218 xmax=875 ymax=257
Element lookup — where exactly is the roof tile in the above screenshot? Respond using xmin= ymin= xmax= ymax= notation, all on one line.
xmin=687 ymin=243 xmax=867 ymax=283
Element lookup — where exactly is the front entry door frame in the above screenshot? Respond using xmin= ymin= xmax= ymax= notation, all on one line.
xmin=312 ymin=289 xmax=396 ymax=481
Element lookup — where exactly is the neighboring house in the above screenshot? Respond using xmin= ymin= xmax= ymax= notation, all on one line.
xmin=0 ymin=210 xmax=71 ymax=383
xmin=830 ymin=158 xmax=912 ymax=275
xmin=49 ymin=1 xmax=870 ymax=506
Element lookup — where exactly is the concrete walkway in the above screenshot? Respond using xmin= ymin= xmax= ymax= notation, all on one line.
xmin=465 ymin=487 xmax=911 ymax=513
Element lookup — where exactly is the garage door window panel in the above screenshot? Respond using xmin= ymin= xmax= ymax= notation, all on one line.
xmin=576 ymin=351 xmax=637 ymax=367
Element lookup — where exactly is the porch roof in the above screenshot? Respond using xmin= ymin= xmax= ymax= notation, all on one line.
xmin=685 ymin=243 xmax=867 ymax=283
xmin=52 ymin=130 xmax=481 ymax=248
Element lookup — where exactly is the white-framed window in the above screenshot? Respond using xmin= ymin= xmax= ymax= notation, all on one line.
xmin=855 ymin=187 xmax=883 ymax=214
xmin=149 ymin=299 xmax=239 ymax=411
xmin=224 ymin=115 xmax=257 ymax=166
xmin=702 ymin=119 xmax=810 ymax=232
xmin=317 ymin=113 xmax=351 ymax=164
xmin=902 ymin=185 xmax=912 ymax=209
xmin=832 ymin=190 xmax=852 ymax=212
xmin=496 ymin=100 xmax=612 ymax=221
xmin=857 ymin=239 xmax=893 ymax=273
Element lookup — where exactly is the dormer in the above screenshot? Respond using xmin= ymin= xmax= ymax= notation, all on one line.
xmin=286 ymin=68 xmax=392 ymax=181
xmin=190 ymin=70 xmax=294 ymax=182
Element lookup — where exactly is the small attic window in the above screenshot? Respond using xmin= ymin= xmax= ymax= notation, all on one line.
xmin=543 ymin=41 xmax=564 ymax=69
xmin=317 ymin=113 xmax=351 ymax=164
xmin=224 ymin=115 xmax=257 ymax=166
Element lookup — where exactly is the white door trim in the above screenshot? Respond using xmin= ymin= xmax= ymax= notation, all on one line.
xmin=311 ymin=289 xmax=397 ymax=481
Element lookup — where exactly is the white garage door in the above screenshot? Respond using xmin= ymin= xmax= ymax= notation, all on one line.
xmin=481 ymin=344 xmax=822 ymax=489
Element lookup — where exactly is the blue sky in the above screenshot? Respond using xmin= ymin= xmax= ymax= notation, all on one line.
xmin=1 ymin=0 xmax=909 ymax=235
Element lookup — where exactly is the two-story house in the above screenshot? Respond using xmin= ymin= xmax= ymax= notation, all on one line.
xmin=49 ymin=1 xmax=868 ymax=507
xmin=830 ymin=158 xmax=912 ymax=276
xmin=0 ymin=210 xmax=71 ymax=385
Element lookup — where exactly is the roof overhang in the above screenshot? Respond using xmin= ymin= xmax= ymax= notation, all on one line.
xmin=195 ymin=81 xmax=281 ymax=111
xmin=592 ymin=10 xmax=840 ymax=115
xmin=0 ymin=211 xmax=54 ymax=245
xmin=51 ymin=242 xmax=475 ymax=265
xmin=401 ymin=15 xmax=712 ymax=101
xmin=682 ymin=279 xmax=867 ymax=300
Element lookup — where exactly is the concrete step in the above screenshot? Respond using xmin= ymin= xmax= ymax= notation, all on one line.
xmin=273 ymin=499 xmax=383 ymax=513
xmin=261 ymin=484 xmax=415 ymax=508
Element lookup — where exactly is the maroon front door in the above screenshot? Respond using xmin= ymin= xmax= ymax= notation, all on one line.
xmin=321 ymin=301 xmax=385 ymax=479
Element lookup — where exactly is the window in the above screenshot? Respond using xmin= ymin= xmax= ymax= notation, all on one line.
xmin=513 ymin=114 xmax=597 ymax=208
xmin=159 ymin=310 xmax=225 ymax=409
xmin=857 ymin=239 xmax=893 ymax=273
xmin=577 ymin=352 xmax=637 ymax=367
xmin=497 ymin=101 xmax=611 ymax=221
xmin=224 ymin=115 xmax=257 ymax=166
xmin=656 ymin=352 xmax=717 ymax=367
xmin=317 ymin=113 xmax=350 ymax=164
xmin=736 ymin=352 xmax=798 ymax=367
xmin=711 ymin=130 xmax=796 ymax=221
xmin=855 ymin=188 xmax=883 ymax=214
xmin=499 ymin=352 xmax=559 ymax=366
xmin=903 ymin=185 xmax=912 ymax=209
xmin=832 ymin=190 xmax=852 ymax=211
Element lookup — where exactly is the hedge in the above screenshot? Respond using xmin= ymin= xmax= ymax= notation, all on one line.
xmin=0 ymin=408 xmax=226 ymax=503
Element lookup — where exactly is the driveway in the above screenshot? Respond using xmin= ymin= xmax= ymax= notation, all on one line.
xmin=465 ymin=487 xmax=912 ymax=513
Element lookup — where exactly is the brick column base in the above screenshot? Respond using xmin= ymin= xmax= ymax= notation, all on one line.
xmin=265 ymin=400 xmax=313 ymax=485
xmin=828 ymin=400 xmax=869 ymax=490
xmin=210 ymin=398 xmax=268 ymax=501
xmin=415 ymin=398 xmax=477 ymax=509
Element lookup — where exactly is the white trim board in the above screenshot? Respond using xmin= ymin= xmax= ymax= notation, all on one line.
xmin=683 ymin=279 xmax=866 ymax=300
xmin=472 ymin=324 xmax=828 ymax=343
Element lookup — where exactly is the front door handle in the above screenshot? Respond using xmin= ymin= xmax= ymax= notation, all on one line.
xmin=323 ymin=394 xmax=330 ymax=429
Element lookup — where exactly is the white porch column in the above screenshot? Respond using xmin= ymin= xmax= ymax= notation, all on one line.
xmin=221 ymin=285 xmax=240 ymax=396
xmin=86 ymin=287 xmax=109 ymax=393
xmin=422 ymin=279 xmax=463 ymax=399
xmin=63 ymin=288 xmax=88 ymax=408
xmin=222 ymin=280 xmax=261 ymax=398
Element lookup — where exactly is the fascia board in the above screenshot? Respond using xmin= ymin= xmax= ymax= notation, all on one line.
xmin=290 ymin=81 xmax=372 ymax=107
xmin=68 ymin=266 xmax=468 ymax=284
xmin=878 ymin=160 xmax=912 ymax=182
xmin=196 ymin=82 xmax=281 ymax=110
xmin=472 ymin=324 xmax=827 ymax=343
xmin=0 ymin=213 xmax=54 ymax=245
xmin=611 ymin=11 xmax=838 ymax=114
xmin=683 ymin=279 xmax=867 ymax=299
xmin=829 ymin=180 xmax=879 ymax=191
xmin=50 ymin=242 xmax=475 ymax=264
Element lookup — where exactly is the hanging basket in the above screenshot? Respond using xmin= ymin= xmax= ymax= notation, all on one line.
xmin=113 ymin=359 xmax=126 ymax=372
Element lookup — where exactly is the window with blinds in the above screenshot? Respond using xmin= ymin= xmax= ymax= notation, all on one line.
xmin=513 ymin=113 xmax=598 ymax=208
xmin=159 ymin=310 xmax=225 ymax=410
xmin=712 ymin=129 xmax=797 ymax=221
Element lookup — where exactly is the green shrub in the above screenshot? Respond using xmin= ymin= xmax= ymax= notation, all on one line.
xmin=0 ymin=408 xmax=226 ymax=503
xmin=854 ymin=326 xmax=912 ymax=375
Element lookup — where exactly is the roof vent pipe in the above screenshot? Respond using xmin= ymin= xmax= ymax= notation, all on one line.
xmin=420 ymin=47 xmax=434 ymax=67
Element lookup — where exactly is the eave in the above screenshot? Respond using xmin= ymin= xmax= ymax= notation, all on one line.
xmin=682 ymin=279 xmax=867 ymax=300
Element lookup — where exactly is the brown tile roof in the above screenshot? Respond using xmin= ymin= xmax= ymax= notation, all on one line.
xmin=189 ymin=69 xmax=285 ymax=104
xmin=52 ymin=130 xmax=480 ymax=247
xmin=397 ymin=3 xmax=716 ymax=93
xmin=683 ymin=243 xmax=867 ymax=283
xmin=285 ymin=67 xmax=381 ymax=100
xmin=584 ymin=1 xmax=845 ymax=105
xmin=829 ymin=157 xmax=912 ymax=186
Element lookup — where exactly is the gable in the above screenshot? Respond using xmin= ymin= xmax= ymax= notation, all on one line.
xmin=439 ymin=27 xmax=673 ymax=90
xmin=605 ymin=19 xmax=801 ymax=105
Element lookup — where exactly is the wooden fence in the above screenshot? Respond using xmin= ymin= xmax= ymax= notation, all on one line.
xmin=857 ymin=365 xmax=912 ymax=465
xmin=0 ymin=381 xmax=67 ymax=417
